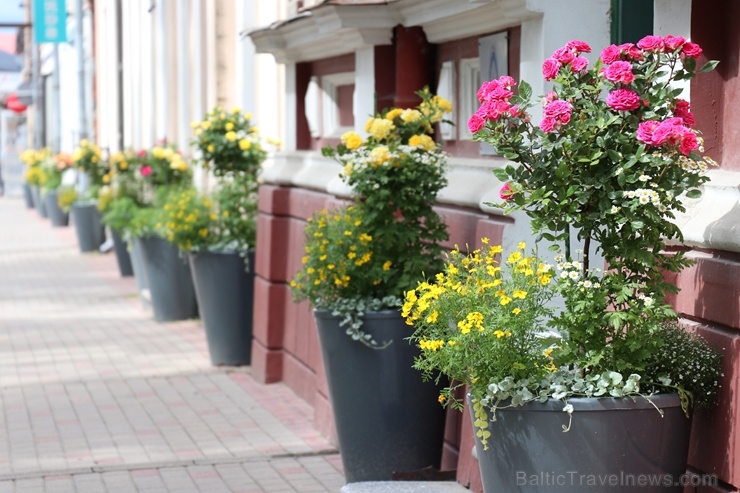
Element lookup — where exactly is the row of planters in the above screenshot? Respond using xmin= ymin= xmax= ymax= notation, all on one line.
xmin=97 ymin=107 xmax=268 ymax=367
xmin=290 ymin=36 xmax=725 ymax=491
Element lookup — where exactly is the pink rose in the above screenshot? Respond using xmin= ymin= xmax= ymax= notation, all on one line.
xmin=542 ymin=57 xmax=561 ymax=81
xmin=606 ymin=89 xmax=641 ymax=111
xmin=479 ymin=100 xmax=512 ymax=121
xmin=566 ymin=40 xmax=592 ymax=54
xmin=498 ymin=75 xmax=516 ymax=89
xmin=673 ymin=99 xmax=696 ymax=127
xmin=651 ymin=118 xmax=687 ymax=145
xmin=636 ymin=121 xmax=660 ymax=145
xmin=539 ymin=117 xmax=556 ymax=133
xmin=664 ymin=35 xmax=686 ymax=51
xmin=543 ymin=91 xmax=558 ymax=104
xmin=682 ymin=42 xmax=703 ymax=59
xmin=619 ymin=43 xmax=643 ymax=61
xmin=140 ymin=165 xmax=152 ymax=177
xmin=637 ymin=35 xmax=665 ymax=52
xmin=137 ymin=149 xmax=147 ymax=158
xmin=552 ymin=46 xmax=575 ymax=64
xmin=600 ymin=45 xmax=622 ymax=64
xmin=509 ymin=104 xmax=524 ymax=118
xmin=477 ymin=79 xmax=514 ymax=102
xmin=543 ymin=100 xmax=573 ymax=119
xmin=679 ymin=131 xmax=699 ymax=155
xmin=602 ymin=61 xmax=635 ymax=84
xmin=499 ymin=183 xmax=514 ymax=201
xmin=467 ymin=112 xmax=486 ymax=133
xmin=571 ymin=57 xmax=589 ymax=73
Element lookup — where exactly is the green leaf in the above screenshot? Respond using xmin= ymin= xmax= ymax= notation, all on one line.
xmin=685 ymin=189 xmax=703 ymax=199
xmin=699 ymin=60 xmax=720 ymax=73
xmin=519 ymin=80 xmax=532 ymax=101
xmin=492 ymin=168 xmax=509 ymax=181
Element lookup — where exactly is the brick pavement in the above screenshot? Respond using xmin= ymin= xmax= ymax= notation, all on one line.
xmin=0 ymin=197 xmax=345 ymax=492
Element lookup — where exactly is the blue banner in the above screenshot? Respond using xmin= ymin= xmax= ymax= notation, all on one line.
xmin=33 ymin=0 xmax=68 ymax=44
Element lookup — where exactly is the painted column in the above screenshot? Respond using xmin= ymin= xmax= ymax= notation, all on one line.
xmin=176 ymin=0 xmax=190 ymax=154
xmin=354 ymin=47 xmax=374 ymax=136
xmin=154 ymin=0 xmax=168 ymax=141
xmin=393 ymin=26 xmax=432 ymax=108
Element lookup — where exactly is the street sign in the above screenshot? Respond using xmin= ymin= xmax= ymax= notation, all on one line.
xmin=32 ymin=0 xmax=68 ymax=44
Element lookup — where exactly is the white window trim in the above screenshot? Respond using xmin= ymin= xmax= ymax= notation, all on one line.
xmin=458 ymin=57 xmax=480 ymax=142
xmin=437 ymin=61 xmax=455 ymax=141
xmin=321 ymin=71 xmax=355 ymax=138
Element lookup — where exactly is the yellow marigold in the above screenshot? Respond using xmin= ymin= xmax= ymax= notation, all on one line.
xmin=382 ymin=260 xmax=392 ymax=271
xmin=408 ymin=134 xmax=436 ymax=151
xmin=341 ymin=131 xmax=363 ymax=150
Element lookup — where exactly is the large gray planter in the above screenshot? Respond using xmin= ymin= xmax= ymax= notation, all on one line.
xmin=44 ymin=190 xmax=69 ymax=227
xmin=471 ymin=394 xmax=692 ymax=493
xmin=22 ymin=183 xmax=35 ymax=209
xmin=314 ymin=310 xmax=446 ymax=483
xmin=129 ymin=238 xmax=151 ymax=310
xmin=32 ymin=187 xmax=48 ymax=218
xmin=71 ymin=203 xmax=104 ymax=252
xmin=137 ymin=235 xmax=198 ymax=322
xmin=188 ymin=250 xmax=254 ymax=366
xmin=111 ymin=229 xmax=134 ymax=277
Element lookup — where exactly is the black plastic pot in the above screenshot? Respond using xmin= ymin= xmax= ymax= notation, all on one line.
xmin=71 ymin=203 xmax=104 ymax=252
xmin=129 ymin=238 xmax=151 ymax=309
xmin=188 ymin=250 xmax=254 ymax=366
xmin=22 ymin=183 xmax=35 ymax=209
xmin=314 ymin=310 xmax=446 ymax=483
xmin=470 ymin=394 xmax=692 ymax=492
xmin=137 ymin=235 xmax=198 ymax=322
xmin=111 ymin=229 xmax=134 ymax=277
xmin=44 ymin=190 xmax=69 ymax=227
xmin=32 ymin=187 xmax=48 ymax=218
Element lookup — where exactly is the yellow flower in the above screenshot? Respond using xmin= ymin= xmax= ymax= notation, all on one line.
xmin=225 ymin=122 xmax=234 ymax=131
xmin=385 ymin=108 xmax=403 ymax=121
xmin=225 ymin=131 xmax=237 ymax=141
xmin=368 ymin=118 xmax=395 ymax=140
xmin=207 ymin=144 xmax=215 ymax=153
xmin=401 ymin=109 xmax=422 ymax=123
xmin=382 ymin=260 xmax=392 ymax=271
xmin=201 ymin=121 xmax=211 ymax=130
xmin=518 ymin=241 xmax=526 ymax=250
xmin=343 ymin=163 xmax=353 ymax=177
xmin=239 ymin=139 xmax=252 ymax=150
xmin=408 ymin=134 xmax=436 ymax=151
xmin=370 ymin=146 xmax=390 ymax=166
xmin=512 ymin=308 xmax=522 ymax=315
xmin=341 ymin=131 xmax=363 ymax=150
xmin=512 ymin=289 xmax=527 ymax=299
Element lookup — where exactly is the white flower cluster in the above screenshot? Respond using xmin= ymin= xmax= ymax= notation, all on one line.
xmin=623 ymin=188 xmax=661 ymax=207
xmin=678 ymin=155 xmax=715 ymax=175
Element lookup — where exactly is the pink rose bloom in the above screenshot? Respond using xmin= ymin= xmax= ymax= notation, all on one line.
xmin=571 ymin=57 xmax=589 ymax=73
xmin=467 ymin=112 xmax=486 ymax=133
xmin=542 ymin=91 xmax=558 ymax=104
xmin=543 ymin=100 xmax=573 ymax=119
xmin=682 ymin=42 xmax=703 ymax=59
xmin=498 ymin=75 xmax=516 ymax=89
xmin=140 ymin=165 xmax=152 ymax=177
xmin=542 ymin=57 xmax=561 ymax=81
xmin=619 ymin=43 xmax=643 ymax=61
xmin=600 ymin=45 xmax=622 ymax=64
xmin=651 ymin=118 xmax=686 ymax=146
xmin=477 ymin=80 xmax=505 ymax=102
xmin=479 ymin=100 xmax=512 ymax=121
xmin=552 ymin=46 xmax=575 ymax=64
xmin=539 ymin=117 xmax=556 ymax=133
xmin=679 ymin=131 xmax=699 ymax=155
xmin=137 ymin=149 xmax=147 ymax=158
xmin=499 ymin=183 xmax=514 ymax=201
xmin=509 ymin=104 xmax=524 ymax=118
xmin=606 ymin=89 xmax=641 ymax=111
xmin=602 ymin=61 xmax=635 ymax=84
xmin=636 ymin=121 xmax=660 ymax=145
xmin=637 ymin=35 xmax=665 ymax=52
xmin=664 ymin=35 xmax=686 ymax=51
xmin=566 ymin=40 xmax=592 ymax=53
xmin=673 ymin=99 xmax=696 ymax=127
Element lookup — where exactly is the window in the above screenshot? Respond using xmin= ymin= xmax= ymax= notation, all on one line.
xmin=304 ymin=72 xmax=355 ymax=140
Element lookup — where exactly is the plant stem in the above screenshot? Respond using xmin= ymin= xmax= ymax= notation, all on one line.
xmin=583 ymin=234 xmax=591 ymax=274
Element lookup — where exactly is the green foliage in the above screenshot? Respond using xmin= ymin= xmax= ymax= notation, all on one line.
xmin=72 ymin=139 xmax=108 ymax=188
xmin=56 ymin=185 xmax=78 ymax=212
xmin=102 ymin=195 xmax=140 ymax=232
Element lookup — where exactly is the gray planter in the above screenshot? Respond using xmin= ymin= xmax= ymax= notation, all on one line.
xmin=188 ymin=250 xmax=254 ymax=366
xmin=44 ymin=190 xmax=69 ymax=227
xmin=137 ymin=235 xmax=198 ymax=322
xmin=71 ymin=203 xmax=104 ymax=252
xmin=314 ymin=310 xmax=446 ymax=483
xmin=23 ymin=183 xmax=35 ymax=209
xmin=130 ymin=238 xmax=151 ymax=310
xmin=471 ymin=394 xmax=692 ymax=493
xmin=111 ymin=229 xmax=134 ymax=277
xmin=32 ymin=187 xmax=48 ymax=218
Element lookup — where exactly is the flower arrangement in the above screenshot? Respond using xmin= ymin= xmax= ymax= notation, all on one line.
xmin=160 ymin=175 xmax=257 ymax=253
xmin=191 ymin=105 xmax=269 ymax=176
xmin=72 ymin=139 xmax=105 ymax=185
xmin=405 ymin=36 xmax=723 ymax=442
xmin=20 ymin=148 xmax=52 ymax=186
xmin=43 ymin=152 xmax=74 ymax=191
xmin=291 ymin=88 xmax=452 ymax=344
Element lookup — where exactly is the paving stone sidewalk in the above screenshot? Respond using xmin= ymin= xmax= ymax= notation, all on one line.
xmin=0 ymin=197 xmax=345 ymax=492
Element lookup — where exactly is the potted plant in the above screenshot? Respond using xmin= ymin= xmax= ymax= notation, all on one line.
xmin=290 ymin=88 xmax=453 ymax=483
xmin=42 ymin=152 xmax=75 ymax=227
xmin=20 ymin=148 xmax=51 ymax=216
xmin=127 ymin=143 xmax=197 ymax=322
xmin=172 ymin=106 xmax=268 ymax=366
xmin=406 ymin=36 xmax=724 ymax=492
xmin=70 ymin=140 xmax=107 ymax=252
